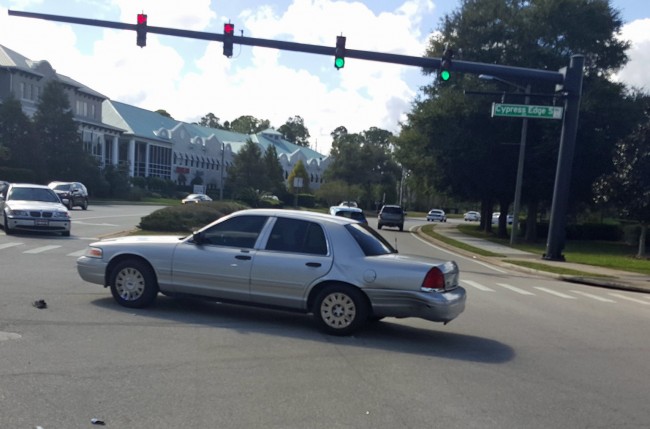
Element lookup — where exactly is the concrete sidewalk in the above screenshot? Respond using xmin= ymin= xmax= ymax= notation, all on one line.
xmin=418 ymin=223 xmax=650 ymax=294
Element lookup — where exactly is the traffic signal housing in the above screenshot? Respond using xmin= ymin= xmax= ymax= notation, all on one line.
xmin=136 ymin=13 xmax=147 ymax=48
xmin=334 ymin=36 xmax=346 ymax=70
xmin=439 ymin=47 xmax=453 ymax=81
xmin=223 ymin=23 xmax=234 ymax=57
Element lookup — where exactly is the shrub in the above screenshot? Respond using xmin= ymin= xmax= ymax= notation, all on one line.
xmin=138 ymin=201 xmax=248 ymax=232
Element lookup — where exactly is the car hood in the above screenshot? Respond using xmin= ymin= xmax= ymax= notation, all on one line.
xmin=6 ymin=200 xmax=67 ymax=211
xmin=96 ymin=235 xmax=187 ymax=246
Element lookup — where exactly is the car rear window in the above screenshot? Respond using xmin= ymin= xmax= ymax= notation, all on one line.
xmin=382 ymin=206 xmax=403 ymax=214
xmin=345 ymin=223 xmax=397 ymax=256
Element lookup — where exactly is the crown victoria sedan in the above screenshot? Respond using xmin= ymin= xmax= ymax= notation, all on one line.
xmin=77 ymin=209 xmax=466 ymax=335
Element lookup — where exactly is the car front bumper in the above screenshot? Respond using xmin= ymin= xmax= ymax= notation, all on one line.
xmin=77 ymin=256 xmax=109 ymax=286
xmin=6 ymin=216 xmax=70 ymax=233
xmin=365 ymin=286 xmax=466 ymax=323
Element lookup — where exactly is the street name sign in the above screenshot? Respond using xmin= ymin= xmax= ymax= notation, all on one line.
xmin=492 ymin=103 xmax=564 ymax=120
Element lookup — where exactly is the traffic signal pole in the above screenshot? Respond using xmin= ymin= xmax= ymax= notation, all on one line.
xmin=9 ymin=9 xmax=583 ymax=263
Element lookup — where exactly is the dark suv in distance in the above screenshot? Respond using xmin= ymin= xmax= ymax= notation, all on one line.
xmin=377 ymin=204 xmax=405 ymax=231
xmin=48 ymin=181 xmax=89 ymax=210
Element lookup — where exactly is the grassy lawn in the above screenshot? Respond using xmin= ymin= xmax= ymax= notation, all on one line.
xmin=455 ymin=224 xmax=650 ymax=275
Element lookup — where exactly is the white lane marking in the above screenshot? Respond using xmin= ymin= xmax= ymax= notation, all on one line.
xmin=412 ymin=232 xmax=507 ymax=274
xmin=608 ymin=293 xmax=650 ymax=305
xmin=570 ymin=290 xmax=615 ymax=303
xmin=534 ymin=287 xmax=576 ymax=299
xmin=463 ymin=280 xmax=495 ymax=292
xmin=74 ymin=221 xmax=118 ymax=226
xmin=23 ymin=245 xmax=61 ymax=254
xmin=0 ymin=242 xmax=23 ymax=250
xmin=496 ymin=283 xmax=535 ymax=295
xmin=67 ymin=250 xmax=87 ymax=257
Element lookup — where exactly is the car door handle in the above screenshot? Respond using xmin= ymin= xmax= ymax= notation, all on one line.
xmin=306 ymin=262 xmax=321 ymax=267
xmin=235 ymin=255 xmax=252 ymax=260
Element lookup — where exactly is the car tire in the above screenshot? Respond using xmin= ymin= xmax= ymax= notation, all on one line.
xmin=109 ymin=259 xmax=159 ymax=309
xmin=62 ymin=230 xmax=70 ymax=237
xmin=398 ymin=224 xmax=403 ymax=231
xmin=81 ymin=199 xmax=88 ymax=210
xmin=313 ymin=285 xmax=368 ymax=336
xmin=377 ymin=224 xmax=383 ymax=229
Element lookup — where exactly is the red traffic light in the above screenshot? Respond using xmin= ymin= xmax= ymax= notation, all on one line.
xmin=136 ymin=13 xmax=147 ymax=48
xmin=137 ymin=13 xmax=147 ymax=25
xmin=223 ymin=23 xmax=234 ymax=57
xmin=224 ymin=23 xmax=234 ymax=35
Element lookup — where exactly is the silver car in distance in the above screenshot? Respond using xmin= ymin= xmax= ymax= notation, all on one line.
xmin=77 ymin=209 xmax=466 ymax=335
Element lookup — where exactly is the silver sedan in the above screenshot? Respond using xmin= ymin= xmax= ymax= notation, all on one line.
xmin=77 ymin=209 xmax=466 ymax=335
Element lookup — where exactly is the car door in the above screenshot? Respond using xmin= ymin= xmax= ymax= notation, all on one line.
xmin=250 ymin=217 xmax=333 ymax=309
xmin=170 ymin=214 xmax=269 ymax=301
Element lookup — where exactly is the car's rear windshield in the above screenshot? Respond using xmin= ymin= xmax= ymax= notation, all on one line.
xmin=382 ymin=206 xmax=402 ymax=214
xmin=53 ymin=184 xmax=71 ymax=191
xmin=345 ymin=223 xmax=397 ymax=256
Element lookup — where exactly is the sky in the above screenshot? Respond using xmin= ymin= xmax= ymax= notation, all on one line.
xmin=1 ymin=0 xmax=649 ymax=155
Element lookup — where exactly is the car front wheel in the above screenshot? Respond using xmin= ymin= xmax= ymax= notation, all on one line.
xmin=3 ymin=214 xmax=14 ymax=235
xmin=109 ymin=259 xmax=159 ymax=308
xmin=81 ymin=199 xmax=88 ymax=210
xmin=313 ymin=285 xmax=368 ymax=336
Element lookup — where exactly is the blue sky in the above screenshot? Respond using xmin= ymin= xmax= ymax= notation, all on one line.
xmin=1 ymin=0 xmax=648 ymax=155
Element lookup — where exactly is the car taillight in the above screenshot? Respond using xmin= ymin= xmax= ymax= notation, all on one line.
xmin=421 ymin=267 xmax=445 ymax=291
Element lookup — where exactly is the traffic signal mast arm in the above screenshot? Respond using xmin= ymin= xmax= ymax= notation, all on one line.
xmin=8 ymin=9 xmax=563 ymax=86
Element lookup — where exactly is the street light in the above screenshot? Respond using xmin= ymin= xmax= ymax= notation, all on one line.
xmin=479 ymin=74 xmax=531 ymax=245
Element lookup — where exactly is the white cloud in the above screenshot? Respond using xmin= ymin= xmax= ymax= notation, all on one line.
xmin=616 ymin=18 xmax=650 ymax=92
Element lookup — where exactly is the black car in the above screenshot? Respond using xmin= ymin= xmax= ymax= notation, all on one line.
xmin=48 ymin=181 xmax=89 ymax=210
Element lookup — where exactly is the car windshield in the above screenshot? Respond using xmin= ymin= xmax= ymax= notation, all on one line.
xmin=52 ymin=184 xmax=72 ymax=191
xmin=345 ymin=223 xmax=397 ymax=256
xmin=9 ymin=187 xmax=60 ymax=203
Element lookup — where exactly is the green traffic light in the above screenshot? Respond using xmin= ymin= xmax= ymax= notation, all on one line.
xmin=440 ymin=70 xmax=450 ymax=81
xmin=335 ymin=57 xmax=345 ymax=69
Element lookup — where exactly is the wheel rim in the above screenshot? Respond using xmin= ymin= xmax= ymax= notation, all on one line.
xmin=115 ymin=267 xmax=146 ymax=301
xmin=320 ymin=292 xmax=356 ymax=329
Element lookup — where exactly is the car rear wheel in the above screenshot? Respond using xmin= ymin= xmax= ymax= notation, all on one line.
xmin=313 ymin=285 xmax=368 ymax=336
xmin=109 ymin=259 xmax=159 ymax=308
xmin=81 ymin=199 xmax=88 ymax=210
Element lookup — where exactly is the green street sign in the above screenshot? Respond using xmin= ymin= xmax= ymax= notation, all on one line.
xmin=492 ymin=103 xmax=564 ymax=120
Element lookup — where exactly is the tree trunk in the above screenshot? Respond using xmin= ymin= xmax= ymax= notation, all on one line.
xmin=637 ymin=223 xmax=647 ymax=259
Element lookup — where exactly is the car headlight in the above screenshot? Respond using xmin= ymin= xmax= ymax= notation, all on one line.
xmin=84 ymin=247 xmax=103 ymax=258
xmin=7 ymin=209 xmax=29 ymax=216
xmin=52 ymin=211 xmax=70 ymax=219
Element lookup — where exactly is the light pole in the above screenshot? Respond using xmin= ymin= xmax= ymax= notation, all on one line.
xmin=219 ymin=142 xmax=225 ymax=200
xmin=479 ymin=75 xmax=530 ymax=245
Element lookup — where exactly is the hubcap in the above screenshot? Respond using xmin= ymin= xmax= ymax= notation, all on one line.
xmin=320 ymin=292 xmax=356 ymax=329
xmin=115 ymin=267 xmax=145 ymax=301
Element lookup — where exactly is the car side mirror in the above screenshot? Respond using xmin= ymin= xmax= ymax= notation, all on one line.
xmin=192 ymin=231 xmax=207 ymax=245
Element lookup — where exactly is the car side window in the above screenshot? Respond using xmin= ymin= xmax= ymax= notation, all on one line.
xmin=201 ymin=215 xmax=268 ymax=248
xmin=266 ymin=218 xmax=327 ymax=255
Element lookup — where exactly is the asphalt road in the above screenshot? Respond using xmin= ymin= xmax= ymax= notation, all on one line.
xmin=1 ymin=208 xmax=649 ymax=428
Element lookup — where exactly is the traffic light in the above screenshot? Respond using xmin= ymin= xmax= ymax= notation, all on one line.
xmin=334 ymin=35 xmax=346 ymax=70
xmin=223 ymin=23 xmax=234 ymax=57
xmin=439 ymin=47 xmax=453 ymax=81
xmin=136 ymin=13 xmax=147 ymax=48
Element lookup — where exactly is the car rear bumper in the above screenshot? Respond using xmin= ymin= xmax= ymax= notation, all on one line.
xmin=365 ymin=286 xmax=466 ymax=323
xmin=77 ymin=256 xmax=109 ymax=286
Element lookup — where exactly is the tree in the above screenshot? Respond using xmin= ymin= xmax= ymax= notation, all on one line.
xmin=226 ymin=140 xmax=265 ymax=203
xmin=263 ymin=145 xmax=286 ymax=197
xmin=287 ymin=159 xmax=310 ymax=193
xmin=155 ymin=109 xmax=173 ymax=118
xmin=0 ymin=94 xmax=35 ymax=170
xmin=198 ymin=112 xmax=224 ymax=129
xmin=33 ymin=81 xmax=97 ymax=182
xmin=593 ymin=116 xmax=650 ymax=258
xmin=278 ymin=115 xmax=311 ymax=147
xmin=397 ymin=0 xmax=636 ymax=239
xmin=229 ymin=115 xmax=271 ymax=134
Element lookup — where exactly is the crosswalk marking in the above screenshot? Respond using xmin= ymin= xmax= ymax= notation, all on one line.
xmin=463 ymin=280 xmax=494 ymax=292
xmin=570 ymin=290 xmax=616 ymax=303
xmin=608 ymin=293 xmax=650 ymax=305
xmin=496 ymin=283 xmax=535 ymax=295
xmin=0 ymin=242 xmax=23 ymax=250
xmin=533 ymin=287 xmax=576 ymax=299
xmin=23 ymin=245 xmax=62 ymax=254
